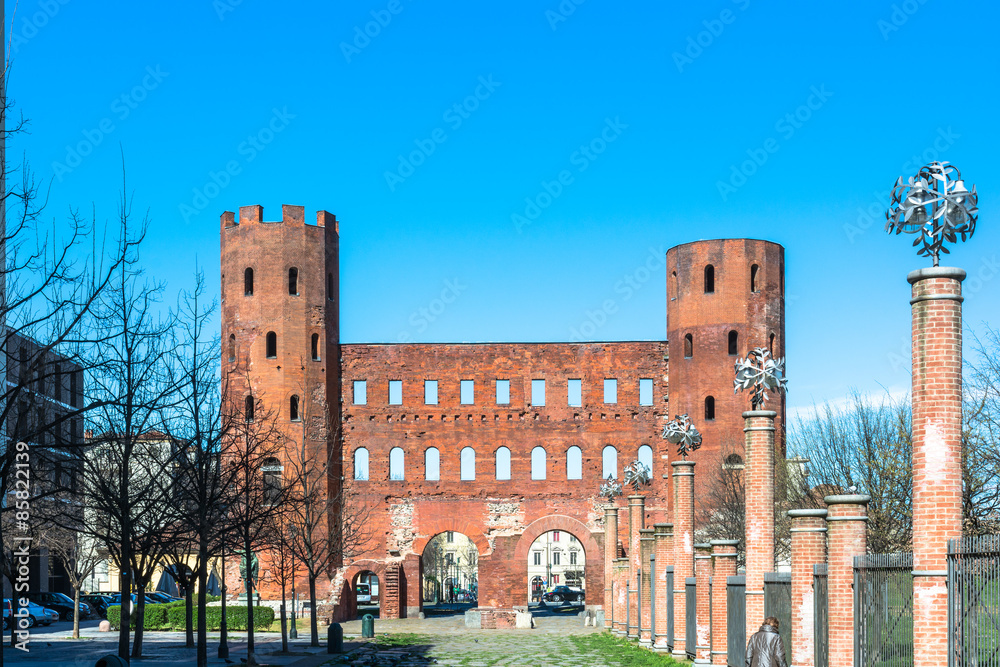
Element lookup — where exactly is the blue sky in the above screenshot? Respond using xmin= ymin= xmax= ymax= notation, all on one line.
xmin=5 ymin=0 xmax=999 ymax=413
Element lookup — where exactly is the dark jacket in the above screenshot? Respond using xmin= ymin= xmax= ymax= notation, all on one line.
xmin=745 ymin=624 xmax=787 ymax=667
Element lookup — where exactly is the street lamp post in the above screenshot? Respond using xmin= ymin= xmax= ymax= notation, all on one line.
xmin=289 ymin=549 xmax=298 ymax=640
xmin=218 ymin=544 xmax=228 ymax=659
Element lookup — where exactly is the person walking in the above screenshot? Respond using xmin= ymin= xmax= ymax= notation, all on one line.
xmin=745 ymin=616 xmax=787 ymax=667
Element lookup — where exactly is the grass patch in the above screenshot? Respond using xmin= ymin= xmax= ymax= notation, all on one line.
xmin=570 ymin=633 xmax=688 ymax=666
xmin=372 ymin=633 xmax=433 ymax=647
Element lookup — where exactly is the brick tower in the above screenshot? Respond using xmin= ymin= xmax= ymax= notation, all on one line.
xmin=220 ymin=204 xmax=342 ymax=598
xmin=665 ymin=239 xmax=785 ymax=481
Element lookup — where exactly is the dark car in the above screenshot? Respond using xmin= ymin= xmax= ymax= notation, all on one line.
xmin=27 ymin=592 xmax=91 ymax=621
xmin=541 ymin=586 xmax=584 ymax=603
xmin=81 ymin=594 xmax=114 ymax=619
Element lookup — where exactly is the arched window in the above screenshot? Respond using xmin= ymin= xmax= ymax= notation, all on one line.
xmin=288 ymin=267 xmax=298 ymax=295
xmin=496 ymin=446 xmax=511 ymax=481
xmin=704 ymin=264 xmax=715 ymax=293
xmin=262 ymin=457 xmax=282 ymax=504
xmin=228 ymin=334 xmax=236 ymax=363
xmin=705 ymin=396 xmax=716 ymax=420
xmin=389 ymin=447 xmax=405 ymax=480
xmin=244 ymin=395 xmax=255 ymax=422
xmin=461 ymin=447 xmax=476 ymax=481
xmin=769 ymin=333 xmax=776 ymax=356
xmin=327 ymin=273 xmax=334 ymax=301
xmin=602 ymin=445 xmax=618 ymax=479
xmin=311 ymin=333 xmax=320 ymax=361
xmin=244 ymin=267 xmax=254 ymax=295
xmin=638 ymin=444 xmax=653 ymax=476
xmin=221 ymin=274 xmax=225 ymax=300
xmin=289 ymin=395 xmax=300 ymax=421
xmin=425 ymin=447 xmax=440 ymax=481
xmin=531 ymin=446 xmax=547 ymax=480
xmin=354 ymin=448 xmax=369 ymax=480
xmin=684 ymin=334 xmax=693 ymax=359
xmin=566 ymin=446 xmax=582 ymax=480
xmin=750 ymin=264 xmax=760 ymax=292
xmin=728 ymin=330 xmax=738 ymax=356
xmin=266 ymin=332 xmax=277 ymax=358
xmin=670 ymin=270 xmax=678 ymax=300
xmin=725 ymin=453 xmax=744 ymax=466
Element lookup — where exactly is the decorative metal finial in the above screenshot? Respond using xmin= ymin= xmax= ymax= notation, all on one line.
xmin=734 ymin=347 xmax=788 ymax=410
xmin=623 ymin=460 xmax=651 ymax=493
xmin=662 ymin=413 xmax=702 ymax=460
xmin=600 ymin=474 xmax=623 ymax=502
xmin=885 ymin=161 xmax=978 ymax=267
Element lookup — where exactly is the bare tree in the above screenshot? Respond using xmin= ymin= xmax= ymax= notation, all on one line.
xmin=964 ymin=325 xmax=1000 ymax=535
xmin=35 ymin=513 xmax=103 ymax=638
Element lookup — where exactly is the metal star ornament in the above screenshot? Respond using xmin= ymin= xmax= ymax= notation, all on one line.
xmin=734 ymin=347 xmax=788 ymax=410
xmin=661 ymin=414 xmax=702 ymax=460
xmin=600 ymin=474 xmax=623 ymax=502
xmin=623 ymin=460 xmax=651 ymax=493
xmin=885 ymin=161 xmax=978 ymax=267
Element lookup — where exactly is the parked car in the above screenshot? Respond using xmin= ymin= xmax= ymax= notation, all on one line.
xmin=145 ymin=592 xmax=178 ymax=604
xmin=541 ymin=586 xmax=584 ymax=603
xmin=105 ymin=593 xmax=163 ymax=608
xmin=81 ymin=594 xmax=114 ymax=619
xmin=28 ymin=592 xmax=91 ymax=621
xmin=2 ymin=599 xmax=58 ymax=628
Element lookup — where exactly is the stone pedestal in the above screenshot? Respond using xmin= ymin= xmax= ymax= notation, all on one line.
xmin=787 ymin=508 xmax=827 ymax=667
xmin=744 ymin=409 xmax=776 ymax=639
xmin=825 ymin=495 xmax=869 ymax=667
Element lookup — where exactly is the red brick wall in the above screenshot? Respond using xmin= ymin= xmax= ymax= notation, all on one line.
xmin=788 ymin=509 xmax=827 ymax=667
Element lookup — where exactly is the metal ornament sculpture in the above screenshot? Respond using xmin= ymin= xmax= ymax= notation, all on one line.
xmin=662 ymin=413 xmax=702 ymax=460
xmin=623 ymin=460 xmax=651 ymax=493
xmin=600 ymin=474 xmax=623 ymax=502
xmin=885 ymin=161 xmax=978 ymax=266
xmin=734 ymin=347 xmax=788 ymax=410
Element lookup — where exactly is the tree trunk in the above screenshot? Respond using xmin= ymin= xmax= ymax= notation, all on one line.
xmin=118 ymin=570 xmax=131 ymax=660
xmin=246 ymin=540 xmax=255 ymax=659
xmin=196 ymin=541 xmax=208 ymax=667
xmin=131 ymin=586 xmax=145 ymax=658
xmin=280 ymin=568 xmax=288 ymax=653
xmin=185 ymin=584 xmax=194 ymax=648
xmin=72 ymin=587 xmax=81 ymax=639
xmin=309 ymin=574 xmax=319 ymax=647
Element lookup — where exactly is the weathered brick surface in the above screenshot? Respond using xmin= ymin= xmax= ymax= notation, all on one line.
xmin=639 ymin=528 xmax=655 ymax=644
xmin=744 ymin=410 xmax=776 ymax=637
xmin=908 ymin=269 xmax=964 ymax=667
xmin=694 ymin=543 xmax=712 ymax=661
xmin=825 ymin=495 xmax=868 ymax=667
xmin=672 ymin=460 xmax=695 ymax=659
xmin=787 ymin=509 xmax=827 ymax=667
xmin=710 ymin=540 xmax=739 ymax=665
xmin=603 ymin=505 xmax=619 ymax=629
xmin=653 ymin=523 xmax=674 ymax=649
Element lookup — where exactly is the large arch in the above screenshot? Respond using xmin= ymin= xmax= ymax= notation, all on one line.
xmin=513 ymin=515 xmax=603 ymax=607
xmin=411 ymin=518 xmax=490 ymax=557
xmin=342 ymin=559 xmax=389 ymax=620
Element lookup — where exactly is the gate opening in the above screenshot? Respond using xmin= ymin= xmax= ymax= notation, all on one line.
xmin=421 ymin=532 xmax=479 ymax=615
xmin=527 ymin=529 xmax=586 ymax=613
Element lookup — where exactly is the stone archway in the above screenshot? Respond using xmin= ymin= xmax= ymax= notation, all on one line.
xmin=513 ymin=515 xmax=603 ymax=608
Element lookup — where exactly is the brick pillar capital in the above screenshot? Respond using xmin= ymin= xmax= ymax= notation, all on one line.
xmin=906 ymin=265 xmax=967 ymax=285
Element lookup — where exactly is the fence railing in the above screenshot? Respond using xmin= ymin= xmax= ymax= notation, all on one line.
xmin=948 ymin=534 xmax=1000 ymax=667
xmin=728 ymin=575 xmax=746 ymax=666
xmin=686 ymin=577 xmax=696 ymax=660
xmin=814 ymin=563 xmax=828 ymax=667
xmin=764 ymin=572 xmax=792 ymax=665
xmin=854 ymin=552 xmax=914 ymax=667
xmin=665 ymin=565 xmax=674 ymax=652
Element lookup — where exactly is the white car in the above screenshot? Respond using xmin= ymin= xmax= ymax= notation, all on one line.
xmin=2 ymin=600 xmax=59 ymax=628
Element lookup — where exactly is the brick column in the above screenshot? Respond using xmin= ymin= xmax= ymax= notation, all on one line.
xmin=825 ymin=494 xmax=868 ymax=667
xmin=639 ymin=528 xmax=655 ymax=646
xmin=628 ymin=495 xmax=645 ymax=575
xmin=694 ymin=543 xmax=713 ymax=664
xmin=710 ymin=540 xmax=739 ymax=666
xmin=614 ymin=557 xmax=628 ymax=635
xmin=744 ymin=409 xmax=776 ymax=638
xmin=909 ymin=267 xmax=964 ymax=667
xmin=672 ymin=460 xmax=695 ymax=661
xmin=604 ymin=505 xmax=619 ymax=629
xmin=787 ymin=508 xmax=828 ymax=667
xmin=653 ymin=523 xmax=674 ymax=650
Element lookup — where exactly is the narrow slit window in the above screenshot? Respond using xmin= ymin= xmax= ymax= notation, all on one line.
xmin=670 ymin=270 xmax=678 ymax=300
xmin=311 ymin=333 xmax=321 ymax=361
xmin=567 ymin=379 xmax=582 ymax=407
xmin=531 ymin=446 xmax=547 ymax=480
xmin=705 ymin=395 xmax=716 ymax=420
xmin=769 ymin=333 xmax=776 ymax=356
xmin=602 ymin=445 xmax=617 ymax=479
xmin=389 ymin=447 xmax=405 ymax=480
xmin=461 ymin=380 xmax=474 ymax=405
xmin=327 ymin=273 xmax=334 ymax=300
xmin=288 ymin=267 xmax=299 ymax=295
xmin=704 ymin=264 xmax=715 ymax=293
xmin=461 ymin=447 xmax=476 ymax=481
xmin=604 ymin=378 xmax=617 ymax=404
xmin=244 ymin=267 xmax=254 ymax=295
xmin=353 ymin=380 xmax=367 ymax=405
xmin=531 ymin=379 xmax=545 ymax=407
xmin=728 ymin=330 xmax=739 ymax=356
xmin=389 ymin=380 xmax=403 ymax=405
xmin=639 ymin=378 xmax=653 ymax=406
xmin=245 ymin=395 xmax=255 ymax=422
xmin=354 ymin=448 xmax=369 ymax=480
xmin=684 ymin=334 xmax=693 ymax=358
xmin=638 ymin=444 xmax=653 ymax=476
xmin=566 ymin=446 xmax=582 ymax=480
xmin=266 ymin=332 xmax=277 ymax=358
xmin=750 ymin=264 xmax=760 ymax=293
xmin=425 ymin=447 xmax=440 ymax=481
xmin=228 ymin=334 xmax=236 ymax=363
xmin=496 ymin=379 xmax=510 ymax=405
xmin=496 ymin=446 xmax=511 ymax=480
xmin=290 ymin=395 xmax=301 ymax=421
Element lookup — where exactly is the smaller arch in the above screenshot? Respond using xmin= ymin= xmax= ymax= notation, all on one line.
xmin=266 ymin=332 xmax=277 ymax=359
xmin=288 ymin=267 xmax=299 ymax=295
xmin=684 ymin=334 xmax=693 ymax=359
xmin=289 ymin=395 xmax=301 ymax=421
xmin=602 ymin=445 xmax=617 ymax=479
xmin=495 ymin=446 xmax=511 ymax=480
xmin=244 ymin=395 xmax=255 ymax=422
xmin=704 ymin=264 xmax=715 ymax=293
xmin=461 ymin=447 xmax=476 ymax=481
xmin=531 ymin=446 xmax=546 ymax=480
xmin=566 ymin=445 xmax=582 ymax=480
xmin=389 ymin=447 xmax=405 ymax=481
xmin=638 ymin=444 xmax=653 ymax=476
xmin=354 ymin=448 xmax=369 ymax=480
xmin=670 ymin=270 xmax=678 ymax=300
xmin=728 ymin=330 xmax=739 ymax=356
xmin=725 ymin=453 xmax=744 ymax=466
xmin=311 ymin=333 xmax=321 ymax=361
xmin=228 ymin=334 xmax=236 ymax=363
xmin=750 ymin=264 xmax=760 ymax=293
xmin=425 ymin=447 xmax=440 ymax=481
xmin=769 ymin=333 xmax=776 ymax=356
xmin=244 ymin=267 xmax=254 ymax=296
xmin=705 ymin=396 xmax=716 ymax=420
xmin=327 ymin=273 xmax=334 ymax=301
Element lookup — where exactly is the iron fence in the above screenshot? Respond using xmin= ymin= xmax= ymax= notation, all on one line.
xmin=666 ymin=565 xmax=674 ymax=651
xmin=728 ymin=575 xmax=746 ymax=666
xmin=814 ymin=563 xmax=828 ymax=667
xmin=686 ymin=576 xmax=696 ymax=660
xmin=764 ymin=572 xmax=792 ymax=665
xmin=948 ymin=534 xmax=1000 ymax=667
xmin=854 ymin=552 xmax=914 ymax=667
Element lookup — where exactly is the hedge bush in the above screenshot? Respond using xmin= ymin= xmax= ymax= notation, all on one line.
xmin=166 ymin=604 xmax=274 ymax=632
xmin=107 ymin=603 xmax=172 ymax=630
